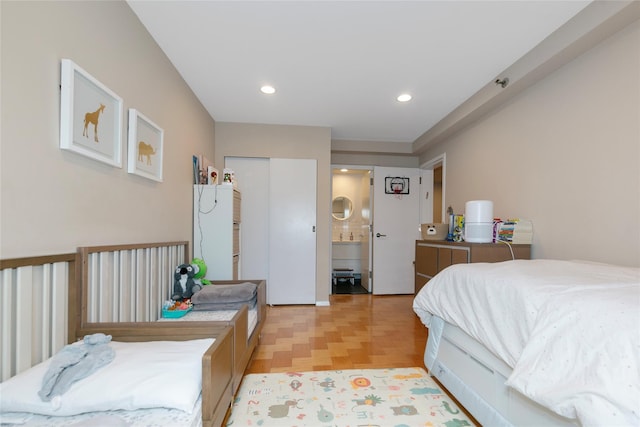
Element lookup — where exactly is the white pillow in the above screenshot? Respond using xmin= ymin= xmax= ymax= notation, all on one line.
xmin=0 ymin=338 xmax=214 ymax=416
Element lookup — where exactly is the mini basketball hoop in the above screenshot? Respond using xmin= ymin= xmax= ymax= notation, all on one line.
xmin=384 ymin=176 xmax=410 ymax=195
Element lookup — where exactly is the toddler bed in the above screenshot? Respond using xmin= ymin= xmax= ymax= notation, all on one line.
xmin=76 ymin=241 xmax=266 ymax=393
xmin=413 ymin=259 xmax=640 ymax=427
xmin=159 ymin=281 xmax=264 ymax=391
xmin=0 ymin=249 xmax=235 ymax=426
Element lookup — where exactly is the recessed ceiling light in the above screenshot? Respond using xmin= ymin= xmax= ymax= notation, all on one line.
xmin=397 ymin=93 xmax=412 ymax=102
xmin=340 ymin=168 xmax=348 ymax=172
xmin=260 ymin=85 xmax=276 ymax=94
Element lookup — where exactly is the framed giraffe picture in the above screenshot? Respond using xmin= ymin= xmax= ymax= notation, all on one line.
xmin=127 ymin=109 xmax=164 ymax=182
xmin=59 ymin=59 xmax=123 ymax=167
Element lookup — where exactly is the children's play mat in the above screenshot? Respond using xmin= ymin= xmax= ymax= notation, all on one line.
xmin=226 ymin=367 xmax=474 ymax=426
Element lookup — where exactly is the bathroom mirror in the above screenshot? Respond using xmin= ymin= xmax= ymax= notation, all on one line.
xmin=332 ymin=196 xmax=353 ymax=220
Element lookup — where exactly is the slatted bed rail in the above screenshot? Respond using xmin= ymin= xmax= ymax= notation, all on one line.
xmin=0 ymin=253 xmax=77 ymax=381
xmin=77 ymin=241 xmax=189 ymax=326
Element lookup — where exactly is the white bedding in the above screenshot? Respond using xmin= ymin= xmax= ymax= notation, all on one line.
xmin=0 ymin=339 xmax=213 ymax=424
xmin=0 ymin=396 xmax=202 ymax=426
xmin=159 ymin=307 xmax=259 ymax=335
xmin=413 ymin=259 xmax=640 ymax=426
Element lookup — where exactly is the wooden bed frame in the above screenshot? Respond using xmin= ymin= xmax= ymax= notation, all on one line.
xmin=1 ymin=241 xmax=267 ymax=427
xmin=76 ymin=241 xmax=266 ymax=392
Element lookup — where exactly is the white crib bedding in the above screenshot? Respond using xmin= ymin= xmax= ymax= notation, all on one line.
xmin=1 ymin=396 xmax=202 ymax=427
xmin=0 ymin=339 xmax=213 ymax=425
xmin=413 ymin=259 xmax=640 ymax=426
xmin=159 ymin=307 xmax=258 ymax=336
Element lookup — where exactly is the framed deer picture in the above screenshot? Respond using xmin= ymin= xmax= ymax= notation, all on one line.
xmin=59 ymin=59 xmax=123 ymax=167
xmin=127 ymin=109 xmax=164 ymax=182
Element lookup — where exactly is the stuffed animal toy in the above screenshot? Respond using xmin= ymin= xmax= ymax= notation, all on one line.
xmin=172 ymin=263 xmax=202 ymax=301
xmin=191 ymin=258 xmax=211 ymax=287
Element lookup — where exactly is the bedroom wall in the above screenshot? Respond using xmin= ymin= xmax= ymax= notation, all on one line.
xmin=0 ymin=1 xmax=214 ymax=258
xmin=214 ymin=122 xmax=333 ymax=303
xmin=420 ymin=20 xmax=640 ymax=267
xmin=331 ymin=139 xmax=419 ymax=168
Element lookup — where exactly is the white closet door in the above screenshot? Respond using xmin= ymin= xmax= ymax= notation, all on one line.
xmin=269 ymin=158 xmax=317 ymax=304
xmin=225 ymin=157 xmax=270 ymax=281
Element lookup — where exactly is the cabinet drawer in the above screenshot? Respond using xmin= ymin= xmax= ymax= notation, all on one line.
xmin=415 ymin=273 xmax=429 ymax=294
xmin=233 ymin=224 xmax=240 ymax=254
xmin=233 ymin=190 xmax=241 ymax=223
xmin=415 ymin=244 xmax=438 ymax=277
xmin=232 ymin=255 xmax=239 ymax=280
xmin=470 ymin=244 xmax=531 ymax=262
xmin=451 ymin=248 xmax=469 ymax=265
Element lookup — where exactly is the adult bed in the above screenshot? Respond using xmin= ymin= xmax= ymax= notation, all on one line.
xmin=413 ymin=259 xmax=639 ymax=426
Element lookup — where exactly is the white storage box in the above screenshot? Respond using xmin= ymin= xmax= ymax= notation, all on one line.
xmin=421 ymin=223 xmax=448 ymax=240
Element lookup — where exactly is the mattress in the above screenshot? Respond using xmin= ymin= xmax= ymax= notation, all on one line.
xmin=413 ymin=259 xmax=640 ymax=426
xmin=159 ymin=307 xmax=259 ymax=335
xmin=0 ymin=339 xmax=215 ymax=426
xmin=1 ymin=396 xmax=202 ymax=426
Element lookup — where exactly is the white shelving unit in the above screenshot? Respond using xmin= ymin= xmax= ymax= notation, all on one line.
xmin=193 ymin=185 xmax=241 ymax=280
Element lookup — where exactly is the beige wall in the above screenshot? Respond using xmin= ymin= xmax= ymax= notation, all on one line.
xmin=214 ymin=122 xmax=332 ymax=302
xmin=331 ymin=138 xmax=419 ymax=167
xmin=0 ymin=1 xmax=214 ymax=258
xmin=331 ymin=152 xmax=419 ymax=168
xmin=420 ymin=20 xmax=640 ymax=267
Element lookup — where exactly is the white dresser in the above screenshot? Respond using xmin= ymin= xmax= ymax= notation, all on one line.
xmin=193 ymin=185 xmax=241 ymax=280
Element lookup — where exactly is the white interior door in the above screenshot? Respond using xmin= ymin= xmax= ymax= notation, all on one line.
xmin=360 ymin=171 xmax=372 ymax=291
xmin=420 ymin=169 xmax=434 ymax=224
xmin=372 ymin=166 xmax=420 ymax=294
xmin=269 ymin=158 xmax=317 ymax=304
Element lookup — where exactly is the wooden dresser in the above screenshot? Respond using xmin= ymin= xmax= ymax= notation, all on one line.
xmin=414 ymin=240 xmax=531 ymax=294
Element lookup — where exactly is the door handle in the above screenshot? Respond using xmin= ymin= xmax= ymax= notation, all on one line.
xmin=376 ymin=233 xmax=387 ymax=238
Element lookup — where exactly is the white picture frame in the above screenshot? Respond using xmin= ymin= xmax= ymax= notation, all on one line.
xmin=127 ymin=109 xmax=164 ymax=182
xmin=59 ymin=59 xmax=123 ymax=167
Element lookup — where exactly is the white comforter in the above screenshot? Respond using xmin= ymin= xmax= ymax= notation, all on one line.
xmin=413 ymin=259 xmax=640 ymax=427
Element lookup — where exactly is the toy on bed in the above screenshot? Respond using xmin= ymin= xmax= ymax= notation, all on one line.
xmin=191 ymin=258 xmax=211 ymax=287
xmin=171 ymin=263 xmax=202 ymax=301
xmin=162 ymin=299 xmax=193 ymax=318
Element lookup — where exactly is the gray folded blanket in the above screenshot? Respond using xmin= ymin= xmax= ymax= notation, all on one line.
xmin=38 ymin=333 xmax=115 ymax=401
xmin=191 ymin=282 xmax=257 ymax=311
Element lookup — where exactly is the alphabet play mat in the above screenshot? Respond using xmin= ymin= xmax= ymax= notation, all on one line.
xmin=226 ymin=367 xmax=473 ymax=426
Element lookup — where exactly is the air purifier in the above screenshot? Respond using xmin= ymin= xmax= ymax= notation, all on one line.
xmin=464 ymin=200 xmax=493 ymax=243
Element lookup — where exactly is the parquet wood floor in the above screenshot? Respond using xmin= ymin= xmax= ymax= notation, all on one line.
xmin=246 ymin=294 xmax=428 ymax=374
xmin=242 ymin=293 xmax=480 ymax=425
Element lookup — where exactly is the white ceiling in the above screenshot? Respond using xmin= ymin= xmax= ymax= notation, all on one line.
xmin=127 ymin=1 xmax=591 ymax=144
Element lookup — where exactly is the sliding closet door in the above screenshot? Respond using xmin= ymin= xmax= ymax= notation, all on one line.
xmin=225 ymin=157 xmax=270 ymax=281
xmin=269 ymin=158 xmax=317 ymax=304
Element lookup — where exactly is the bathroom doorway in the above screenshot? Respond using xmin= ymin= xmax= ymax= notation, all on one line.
xmin=331 ymin=167 xmax=371 ymax=294
xmin=420 ymin=153 xmax=446 ymax=225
